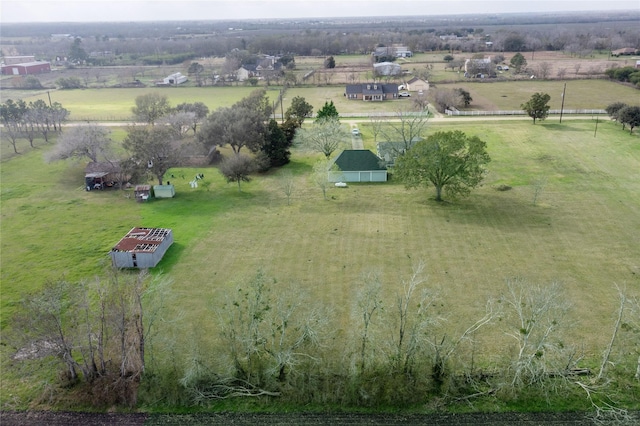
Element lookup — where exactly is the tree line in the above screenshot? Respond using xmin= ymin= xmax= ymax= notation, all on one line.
xmin=0 ymin=99 xmax=69 ymax=154
xmin=10 ymin=265 xmax=639 ymax=420
xmin=4 ymin=13 xmax=639 ymax=67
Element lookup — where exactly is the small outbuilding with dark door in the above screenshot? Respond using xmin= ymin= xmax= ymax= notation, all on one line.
xmin=85 ymin=161 xmax=122 ymax=190
xmin=110 ymin=227 xmax=173 ymax=268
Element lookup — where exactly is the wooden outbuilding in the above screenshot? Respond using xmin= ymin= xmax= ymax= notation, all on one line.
xmin=84 ymin=161 xmax=122 ymax=190
xmin=110 ymin=227 xmax=173 ymax=268
xmin=134 ymin=185 xmax=151 ymax=202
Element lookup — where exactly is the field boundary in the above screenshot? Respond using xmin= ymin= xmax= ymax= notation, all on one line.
xmin=446 ymin=109 xmax=606 ymax=116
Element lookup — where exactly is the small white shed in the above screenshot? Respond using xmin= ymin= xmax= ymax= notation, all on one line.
xmin=162 ymin=72 xmax=188 ymax=85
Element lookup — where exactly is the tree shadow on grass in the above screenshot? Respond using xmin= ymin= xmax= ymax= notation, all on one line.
xmin=155 ymin=242 xmax=185 ymax=272
xmin=426 ymin=189 xmax=554 ymax=232
xmin=541 ymin=122 xmax=589 ymax=132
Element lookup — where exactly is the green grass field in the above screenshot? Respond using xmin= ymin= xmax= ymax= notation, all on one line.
xmin=1 ymin=80 xmax=640 ymax=410
xmin=2 ymin=119 xmax=638 ymax=350
xmin=3 ymin=79 xmax=636 ymax=123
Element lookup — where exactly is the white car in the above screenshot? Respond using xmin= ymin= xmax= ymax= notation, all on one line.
xmin=351 ymin=129 xmax=360 ymax=136
xmin=399 ymin=92 xmax=411 ymax=97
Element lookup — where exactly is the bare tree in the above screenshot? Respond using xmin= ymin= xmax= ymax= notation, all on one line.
xmin=278 ymin=170 xmax=295 ymax=205
xmin=574 ymin=63 xmax=582 ymax=76
xmin=537 ymin=62 xmax=552 ymax=80
xmin=10 ymin=270 xmax=167 ymax=407
xmin=293 ymin=117 xmax=348 ymax=159
xmin=430 ymin=88 xmax=464 ymax=114
xmin=368 ymin=114 xmax=386 ymax=143
xmin=181 ymin=271 xmax=327 ymax=403
xmin=45 ymin=123 xmax=113 ymax=163
xmin=503 ymin=279 xmax=570 ymax=390
xmin=311 ymin=159 xmax=331 ymax=200
xmin=556 ymin=67 xmax=567 ymax=79
xmin=352 ymin=271 xmax=383 ymax=374
xmin=387 ymin=262 xmax=436 ymax=375
xmin=597 ymin=285 xmax=626 ymax=381
xmin=378 ymin=107 xmax=430 ymax=152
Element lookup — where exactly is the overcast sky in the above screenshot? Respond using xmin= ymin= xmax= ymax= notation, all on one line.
xmin=2 ymin=0 xmax=638 ymax=23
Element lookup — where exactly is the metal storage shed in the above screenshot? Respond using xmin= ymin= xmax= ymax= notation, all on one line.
xmin=110 ymin=227 xmax=173 ymax=268
xmin=153 ymin=184 xmax=175 ymax=198
xmin=328 ymin=150 xmax=387 ymax=183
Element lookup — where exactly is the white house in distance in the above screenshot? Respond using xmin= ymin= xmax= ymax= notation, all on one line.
xmin=157 ymin=72 xmax=188 ymax=86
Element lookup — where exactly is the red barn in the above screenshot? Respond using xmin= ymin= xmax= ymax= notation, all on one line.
xmin=1 ymin=61 xmax=51 ymax=76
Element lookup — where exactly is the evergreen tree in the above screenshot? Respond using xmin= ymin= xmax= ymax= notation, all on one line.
xmin=315 ymin=100 xmax=339 ymax=123
xmin=510 ymin=52 xmax=528 ymax=73
xmin=261 ymin=119 xmax=291 ymax=168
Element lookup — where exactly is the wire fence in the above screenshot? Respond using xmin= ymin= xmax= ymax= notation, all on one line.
xmin=445 ymin=109 xmax=607 ymax=116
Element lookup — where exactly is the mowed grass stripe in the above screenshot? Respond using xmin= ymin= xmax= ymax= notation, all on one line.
xmin=1 ymin=120 xmax=638 ymax=367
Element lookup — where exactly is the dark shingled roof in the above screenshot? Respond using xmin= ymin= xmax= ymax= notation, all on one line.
xmin=345 ymin=83 xmax=398 ymax=95
xmin=332 ymin=150 xmax=386 ymax=171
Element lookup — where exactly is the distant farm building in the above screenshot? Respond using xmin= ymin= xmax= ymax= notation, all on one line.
xmin=1 ymin=61 xmax=51 ymax=76
xmin=3 ymin=56 xmax=36 ymax=65
xmin=373 ymin=61 xmax=402 ymax=76
xmin=110 ymin=227 xmax=173 ymax=268
xmin=372 ymin=45 xmax=412 ymax=58
xmin=612 ymin=47 xmax=638 ymax=56
xmin=157 ymin=72 xmax=188 ymax=86
xmin=328 ymin=150 xmax=387 ymax=183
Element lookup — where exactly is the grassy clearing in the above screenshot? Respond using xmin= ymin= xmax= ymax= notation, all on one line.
xmin=9 ymin=86 xmax=283 ymax=121
xmin=2 ymin=120 xmax=639 ymax=331
xmin=4 ymin=79 xmax=634 ymax=123
xmin=158 ymin=120 xmax=639 ymax=358
xmin=1 ymin=114 xmax=639 ymax=410
xmin=450 ymin=80 xmax=640 ymax=111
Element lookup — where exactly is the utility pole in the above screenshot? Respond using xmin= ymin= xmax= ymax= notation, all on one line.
xmin=559 ymin=83 xmax=566 ymax=124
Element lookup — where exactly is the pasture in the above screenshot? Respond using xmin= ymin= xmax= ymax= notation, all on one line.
xmin=1 ymin=67 xmax=640 ymax=408
xmin=1 ymin=118 xmax=639 ymax=364
xmin=2 ymin=79 xmax=638 ymax=123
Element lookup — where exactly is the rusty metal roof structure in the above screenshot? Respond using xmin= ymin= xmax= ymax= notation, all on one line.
xmin=111 ymin=227 xmax=172 ymax=253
